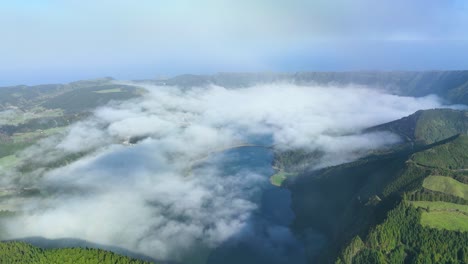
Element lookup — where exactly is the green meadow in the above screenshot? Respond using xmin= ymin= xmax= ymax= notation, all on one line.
xmin=423 ymin=175 xmax=468 ymax=200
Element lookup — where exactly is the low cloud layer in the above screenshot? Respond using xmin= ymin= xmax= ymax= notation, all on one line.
xmin=3 ymin=83 xmax=450 ymax=262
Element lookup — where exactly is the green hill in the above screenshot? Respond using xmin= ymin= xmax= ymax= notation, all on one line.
xmin=422 ymin=176 xmax=468 ymax=200
xmin=411 ymin=134 xmax=468 ymax=169
xmin=0 ymin=241 xmax=153 ymax=264
xmin=271 ymin=109 xmax=467 ymax=186
xmin=292 ymin=71 xmax=468 ymax=105
xmin=336 ymin=203 xmax=468 ymax=264
xmin=41 ymin=84 xmax=142 ymax=113
xmin=286 ymin=112 xmax=468 ymax=263
xmin=366 ymin=109 xmax=468 ymax=145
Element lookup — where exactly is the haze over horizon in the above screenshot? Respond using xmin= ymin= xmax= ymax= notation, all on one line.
xmin=2 ymin=0 xmax=468 ymax=86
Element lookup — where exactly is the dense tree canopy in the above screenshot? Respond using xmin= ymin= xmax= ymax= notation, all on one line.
xmin=0 ymin=242 xmax=153 ymax=264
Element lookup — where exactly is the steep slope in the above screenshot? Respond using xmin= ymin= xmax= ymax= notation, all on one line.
xmin=336 ymin=203 xmax=468 ymax=264
xmin=412 ymin=135 xmax=468 ymax=170
xmin=287 ymin=121 xmax=468 ymax=263
xmin=270 ymin=109 xmax=467 ymax=185
xmin=0 ymin=241 xmax=153 ymax=264
xmin=366 ymin=108 xmax=468 ymax=145
xmin=293 ymin=71 xmax=468 ymax=105
xmin=287 ymin=150 xmax=416 ymax=262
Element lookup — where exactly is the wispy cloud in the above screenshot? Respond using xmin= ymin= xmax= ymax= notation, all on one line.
xmin=2 ymin=82 xmax=451 ymax=261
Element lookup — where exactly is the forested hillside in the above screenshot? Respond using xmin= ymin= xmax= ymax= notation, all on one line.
xmin=367 ymin=109 xmax=468 ymax=145
xmin=0 ymin=241 xmax=153 ymax=264
xmin=285 ymin=110 xmax=468 ymax=263
xmin=336 ymin=203 xmax=468 ymax=264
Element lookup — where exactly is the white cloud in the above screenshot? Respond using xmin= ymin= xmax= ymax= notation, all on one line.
xmin=4 ymin=82 xmax=450 ymax=261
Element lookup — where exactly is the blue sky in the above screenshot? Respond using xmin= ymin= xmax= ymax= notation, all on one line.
xmin=1 ymin=0 xmax=468 ymax=86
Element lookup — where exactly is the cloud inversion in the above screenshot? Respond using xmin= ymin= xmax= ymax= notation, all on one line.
xmin=3 ymin=82 xmax=451 ymax=261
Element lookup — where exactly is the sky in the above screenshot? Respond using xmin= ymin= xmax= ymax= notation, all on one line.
xmin=1 ymin=0 xmax=468 ymax=86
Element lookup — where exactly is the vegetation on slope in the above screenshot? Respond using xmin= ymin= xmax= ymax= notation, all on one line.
xmin=288 ymin=153 xmax=414 ymax=262
xmin=42 ymin=84 xmax=141 ymax=113
xmin=415 ymin=110 xmax=468 ymax=144
xmin=336 ymin=203 xmax=468 ymax=264
xmin=2 ymin=74 xmax=468 ymax=262
xmin=420 ymin=210 xmax=468 ymax=232
xmin=411 ymin=201 xmax=468 ymax=214
xmin=422 ymin=176 xmax=468 ymax=200
xmin=410 ymin=201 xmax=468 ymax=232
xmin=273 ymin=110 xmax=467 ymax=187
xmin=273 ymin=149 xmax=324 ymax=173
xmin=367 ymin=109 xmax=468 ymax=145
xmin=0 ymin=78 xmax=116 ymax=110
xmin=287 ymin=110 xmax=468 ymax=263
xmin=0 ymin=241 xmax=152 ymax=264
xmin=0 ymin=141 xmax=31 ymax=160
xmin=0 ymin=79 xmax=144 ymax=171
xmin=270 ymin=171 xmax=297 ymax=186
xmin=412 ymin=134 xmax=468 ymax=169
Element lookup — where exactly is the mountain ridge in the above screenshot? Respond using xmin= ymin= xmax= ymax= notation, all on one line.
xmin=285 ymin=109 xmax=468 ymax=263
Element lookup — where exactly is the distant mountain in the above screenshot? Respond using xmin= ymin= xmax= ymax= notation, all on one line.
xmin=0 ymin=78 xmax=117 ymax=110
xmin=293 ymin=71 xmax=468 ymax=105
xmin=285 ymin=109 xmax=468 ymax=263
xmin=147 ymin=71 xmax=468 ymax=105
xmin=5 ymin=71 xmax=468 ymax=105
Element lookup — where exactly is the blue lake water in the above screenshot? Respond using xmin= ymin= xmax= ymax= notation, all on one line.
xmin=18 ymin=136 xmax=324 ymax=264
xmin=200 ymin=145 xmax=307 ymax=264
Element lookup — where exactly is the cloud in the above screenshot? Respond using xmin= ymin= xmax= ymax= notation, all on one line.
xmin=8 ymin=140 xmax=266 ymax=260
xmin=2 ymin=82 xmax=450 ymax=262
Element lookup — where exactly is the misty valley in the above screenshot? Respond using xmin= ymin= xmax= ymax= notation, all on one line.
xmin=0 ymin=72 xmax=468 ymax=264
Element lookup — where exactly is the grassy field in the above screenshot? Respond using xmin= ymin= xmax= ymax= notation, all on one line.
xmin=11 ymin=126 xmax=65 ymax=142
xmin=0 ymin=241 xmax=152 ymax=264
xmin=0 ymin=127 xmax=66 ymax=160
xmin=93 ymin=88 xmax=123 ymax=93
xmin=411 ymin=201 xmax=468 ymax=214
xmin=0 ymin=141 xmax=31 ymax=159
xmin=420 ymin=210 xmax=468 ymax=232
xmin=0 ymin=155 xmax=19 ymax=170
xmin=411 ymin=200 xmax=468 ymax=232
xmin=43 ymin=84 xmax=139 ymax=113
xmin=422 ymin=175 xmax=468 ymax=199
xmin=270 ymin=171 xmax=297 ymax=186
xmin=0 ymin=107 xmax=63 ymax=126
